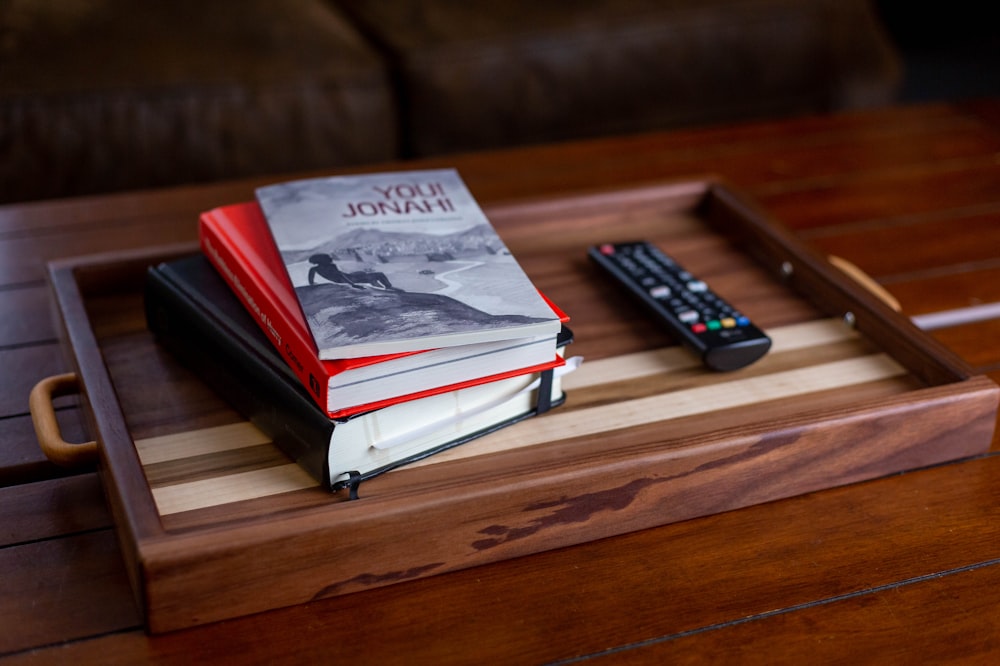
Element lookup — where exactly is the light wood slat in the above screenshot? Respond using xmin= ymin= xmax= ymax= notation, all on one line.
xmin=129 ymin=320 xmax=856 ymax=497
xmin=563 ymin=318 xmax=857 ymax=390
xmin=141 ymin=444 xmax=292 ymax=487
xmin=135 ymin=422 xmax=270 ymax=465
xmin=423 ymin=353 xmax=906 ymax=465
xmin=150 ymin=464 xmax=315 ymax=516
xmin=133 ymin=318 xmax=897 ymax=515
xmin=144 ymin=351 xmax=906 ymax=515
xmin=133 ymin=318 xmax=860 ymax=465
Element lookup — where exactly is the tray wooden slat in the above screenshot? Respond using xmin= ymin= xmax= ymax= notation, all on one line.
xmin=131 ymin=319 xmax=905 ymax=516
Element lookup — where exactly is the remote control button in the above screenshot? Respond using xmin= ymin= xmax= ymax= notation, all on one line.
xmin=721 ymin=318 xmax=736 ymax=328
xmin=677 ymin=310 xmax=699 ymax=323
xmin=650 ymin=285 xmax=671 ymax=299
xmin=687 ymin=280 xmax=708 ymax=292
xmin=691 ymin=323 xmax=707 ymax=334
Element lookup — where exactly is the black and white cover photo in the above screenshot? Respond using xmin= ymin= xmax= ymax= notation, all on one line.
xmin=256 ymin=169 xmax=561 ymax=359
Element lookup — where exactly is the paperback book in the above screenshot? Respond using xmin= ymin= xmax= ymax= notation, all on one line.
xmin=144 ymin=254 xmax=576 ymax=492
xmin=255 ymin=168 xmax=563 ymax=359
xmin=200 ymin=201 xmax=567 ymax=418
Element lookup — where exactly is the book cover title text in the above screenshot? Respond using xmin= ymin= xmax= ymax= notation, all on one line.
xmin=342 ymin=181 xmax=456 ymax=218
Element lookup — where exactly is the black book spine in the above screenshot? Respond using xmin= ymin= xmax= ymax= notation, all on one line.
xmin=144 ymin=258 xmax=334 ymax=489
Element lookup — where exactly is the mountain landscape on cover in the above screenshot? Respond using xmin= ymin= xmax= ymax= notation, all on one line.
xmin=282 ymin=225 xmax=506 ymax=265
xmin=296 ymin=283 xmax=548 ymax=349
xmin=286 ymin=226 xmax=556 ymax=352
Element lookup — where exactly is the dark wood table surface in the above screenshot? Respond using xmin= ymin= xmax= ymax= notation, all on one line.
xmin=3 ymin=101 xmax=1000 ymax=664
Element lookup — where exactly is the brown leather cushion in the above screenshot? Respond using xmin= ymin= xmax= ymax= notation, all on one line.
xmin=338 ymin=0 xmax=902 ymax=157
xmin=0 ymin=1 xmax=396 ymax=203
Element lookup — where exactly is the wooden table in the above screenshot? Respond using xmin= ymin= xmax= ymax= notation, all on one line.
xmin=3 ymin=101 xmax=1000 ymax=663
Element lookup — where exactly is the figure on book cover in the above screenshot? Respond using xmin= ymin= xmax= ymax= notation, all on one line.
xmin=288 ymin=224 xmax=556 ymax=357
xmin=307 ymin=254 xmax=395 ymax=291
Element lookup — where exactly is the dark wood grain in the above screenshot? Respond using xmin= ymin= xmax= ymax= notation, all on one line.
xmin=931 ymin=319 xmax=1000 ymax=370
xmin=20 ymin=454 xmax=1000 ymax=665
xmin=0 ymin=412 xmax=88 ymax=486
xmin=583 ymin=565 xmax=1000 ymax=664
xmin=0 ymin=530 xmax=140 ymax=655
xmin=0 ymin=215 xmax=196 ymax=286
xmin=0 ymin=284 xmax=57 ymax=346
xmin=2 ymin=101 xmax=1000 ymax=662
xmin=0 ymin=345 xmax=73 ymax=415
xmin=802 ymin=209 xmax=1000 ymax=282
xmin=881 ymin=266 xmax=1000 ymax=316
xmin=757 ymin=159 xmax=1000 ymax=231
xmin=0 ymin=474 xmax=110 ymax=545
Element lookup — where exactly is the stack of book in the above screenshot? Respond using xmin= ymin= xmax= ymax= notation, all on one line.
xmin=145 ymin=169 xmax=575 ymax=494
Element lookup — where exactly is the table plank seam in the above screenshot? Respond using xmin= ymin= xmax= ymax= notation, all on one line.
xmin=796 ymin=201 xmax=1000 ymax=240
xmin=877 ymin=258 xmax=1000 ymax=286
xmin=550 ymin=556 xmax=1000 ymax=665
xmin=0 ymin=280 xmax=47 ymax=293
xmin=0 ymin=337 xmax=60 ymax=353
xmin=0 ymin=525 xmax=113 ymax=553
xmin=0 ymin=626 xmax=144 ymax=661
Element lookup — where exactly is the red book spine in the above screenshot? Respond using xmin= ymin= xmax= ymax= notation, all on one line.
xmin=199 ymin=211 xmax=333 ymax=413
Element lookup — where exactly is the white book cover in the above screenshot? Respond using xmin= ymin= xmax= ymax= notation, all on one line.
xmin=256 ymin=168 xmax=562 ymax=359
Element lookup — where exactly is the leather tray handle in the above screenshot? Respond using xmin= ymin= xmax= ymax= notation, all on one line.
xmin=29 ymin=373 xmax=99 ymax=468
xmin=828 ymin=255 xmax=902 ymax=312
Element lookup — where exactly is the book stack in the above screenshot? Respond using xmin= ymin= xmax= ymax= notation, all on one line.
xmin=145 ymin=169 xmax=576 ymax=494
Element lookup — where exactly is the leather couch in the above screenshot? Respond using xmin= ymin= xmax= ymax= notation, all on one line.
xmin=0 ymin=0 xmax=901 ymax=204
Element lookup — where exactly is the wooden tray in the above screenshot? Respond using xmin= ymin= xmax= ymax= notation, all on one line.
xmin=45 ymin=180 xmax=999 ymax=633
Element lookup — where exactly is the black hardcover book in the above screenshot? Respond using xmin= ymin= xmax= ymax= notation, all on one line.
xmin=144 ymin=254 xmax=572 ymax=494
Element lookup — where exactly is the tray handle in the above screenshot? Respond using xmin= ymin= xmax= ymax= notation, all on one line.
xmin=30 ymin=373 xmax=98 ymax=468
xmin=828 ymin=255 xmax=901 ymax=312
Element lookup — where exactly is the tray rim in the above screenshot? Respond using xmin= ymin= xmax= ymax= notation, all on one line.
xmin=45 ymin=177 xmax=999 ymax=631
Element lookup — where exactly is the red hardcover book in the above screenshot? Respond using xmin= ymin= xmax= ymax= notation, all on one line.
xmin=199 ymin=202 xmax=566 ymax=418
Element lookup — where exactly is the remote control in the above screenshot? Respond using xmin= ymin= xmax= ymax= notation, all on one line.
xmin=588 ymin=241 xmax=771 ymax=371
